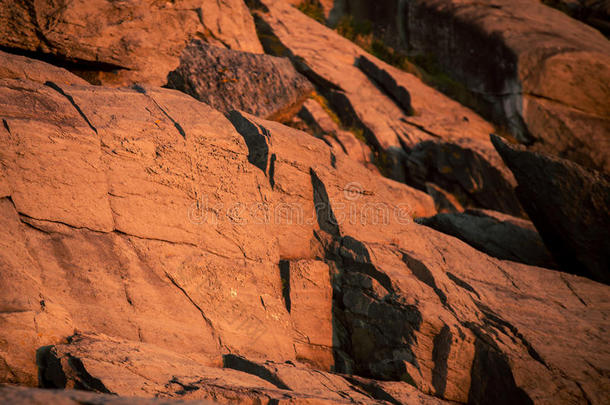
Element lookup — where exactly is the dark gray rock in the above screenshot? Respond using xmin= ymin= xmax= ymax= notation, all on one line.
xmin=491 ymin=134 xmax=610 ymax=284
xmin=167 ymin=40 xmax=313 ymax=120
xmin=356 ymin=55 xmax=414 ymax=115
xmin=416 ymin=209 xmax=557 ymax=268
xmin=406 ymin=139 xmax=525 ymax=217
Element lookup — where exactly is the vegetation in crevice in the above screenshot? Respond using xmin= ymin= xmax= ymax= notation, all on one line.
xmin=292 ymin=8 xmax=488 ymax=126
xmin=335 ymin=15 xmax=482 ymax=114
xmin=296 ymin=0 xmax=326 ymax=24
xmin=254 ymin=5 xmax=412 ymax=176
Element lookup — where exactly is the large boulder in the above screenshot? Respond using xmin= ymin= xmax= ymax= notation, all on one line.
xmin=491 ymin=134 xmax=610 ymax=284
xmin=396 ymin=0 xmax=610 ymax=172
xmin=0 ymin=0 xmax=263 ymax=86
xmin=167 ymin=40 xmax=313 ymax=120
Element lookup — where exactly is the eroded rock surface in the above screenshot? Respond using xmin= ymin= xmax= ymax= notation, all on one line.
xmin=167 ymin=40 xmax=313 ymax=120
xmin=0 ymin=0 xmax=263 ymax=86
xmin=0 ymin=31 xmax=609 ymax=405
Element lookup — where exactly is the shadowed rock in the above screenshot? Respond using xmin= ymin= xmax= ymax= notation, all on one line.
xmin=491 ymin=134 xmax=610 ymax=284
xmin=397 ymin=0 xmax=610 ymax=172
xmin=406 ymin=139 xmax=524 ymax=217
xmin=416 ymin=209 xmax=557 ymax=268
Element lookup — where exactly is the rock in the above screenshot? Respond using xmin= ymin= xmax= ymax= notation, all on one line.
xmin=167 ymin=40 xmax=313 ymax=120
xmin=34 ymin=332 xmax=452 ymax=404
xmin=282 ymin=259 xmax=334 ymax=370
xmin=542 ymin=0 xmax=610 ymax=36
xmin=225 ymin=109 xmax=436 ymax=259
xmin=491 ymin=134 xmax=610 ymax=284
xmin=37 ymin=333 xmax=278 ymax=400
xmin=398 ymin=0 xmax=610 ymax=172
xmin=416 ymin=209 xmax=557 ymax=268
xmin=0 ymin=385 xmax=217 ymax=405
xmin=254 ymin=1 xmax=523 ymax=216
xmin=298 ymin=97 xmax=376 ymax=169
xmin=1 ymin=51 xmax=609 ymax=405
xmin=406 ymin=138 xmax=524 ymax=217
xmin=37 ymin=332 xmax=392 ymax=403
xmin=346 ymin=375 xmax=456 ymax=405
xmin=425 ymin=183 xmax=464 ymax=214
xmin=222 ymin=355 xmax=380 ymax=403
xmin=0 ymin=0 xmax=263 ymax=86
xmin=0 ymin=54 xmax=297 ymax=384
xmin=0 ymin=50 xmax=88 ymax=86
xmin=309 ymin=158 xmax=609 ymax=404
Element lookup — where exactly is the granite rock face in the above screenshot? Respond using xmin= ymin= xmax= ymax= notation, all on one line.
xmin=0 ymin=0 xmax=263 ymax=86
xmin=492 ymin=134 xmax=610 ymax=284
xmin=252 ymin=0 xmax=524 ymax=217
xmin=298 ymin=97 xmax=377 ymax=170
xmin=0 ymin=3 xmax=609 ymax=405
xmin=167 ymin=40 xmax=313 ymax=120
xmin=394 ymin=0 xmax=610 ymax=172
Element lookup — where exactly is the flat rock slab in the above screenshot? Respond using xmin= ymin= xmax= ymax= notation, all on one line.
xmin=0 ymin=386 xmax=217 ymax=405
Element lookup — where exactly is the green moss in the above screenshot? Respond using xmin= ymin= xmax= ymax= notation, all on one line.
xmin=296 ymin=1 xmax=326 ymax=24
xmin=253 ymin=14 xmax=291 ymax=57
xmin=409 ymin=52 xmax=482 ymax=113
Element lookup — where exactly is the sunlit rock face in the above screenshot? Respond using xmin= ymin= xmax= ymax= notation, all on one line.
xmin=336 ymin=0 xmax=610 ymax=173
xmin=0 ymin=0 xmax=609 ymax=404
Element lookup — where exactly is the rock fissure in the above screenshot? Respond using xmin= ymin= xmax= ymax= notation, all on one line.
xmin=43 ymin=81 xmax=98 ymax=134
